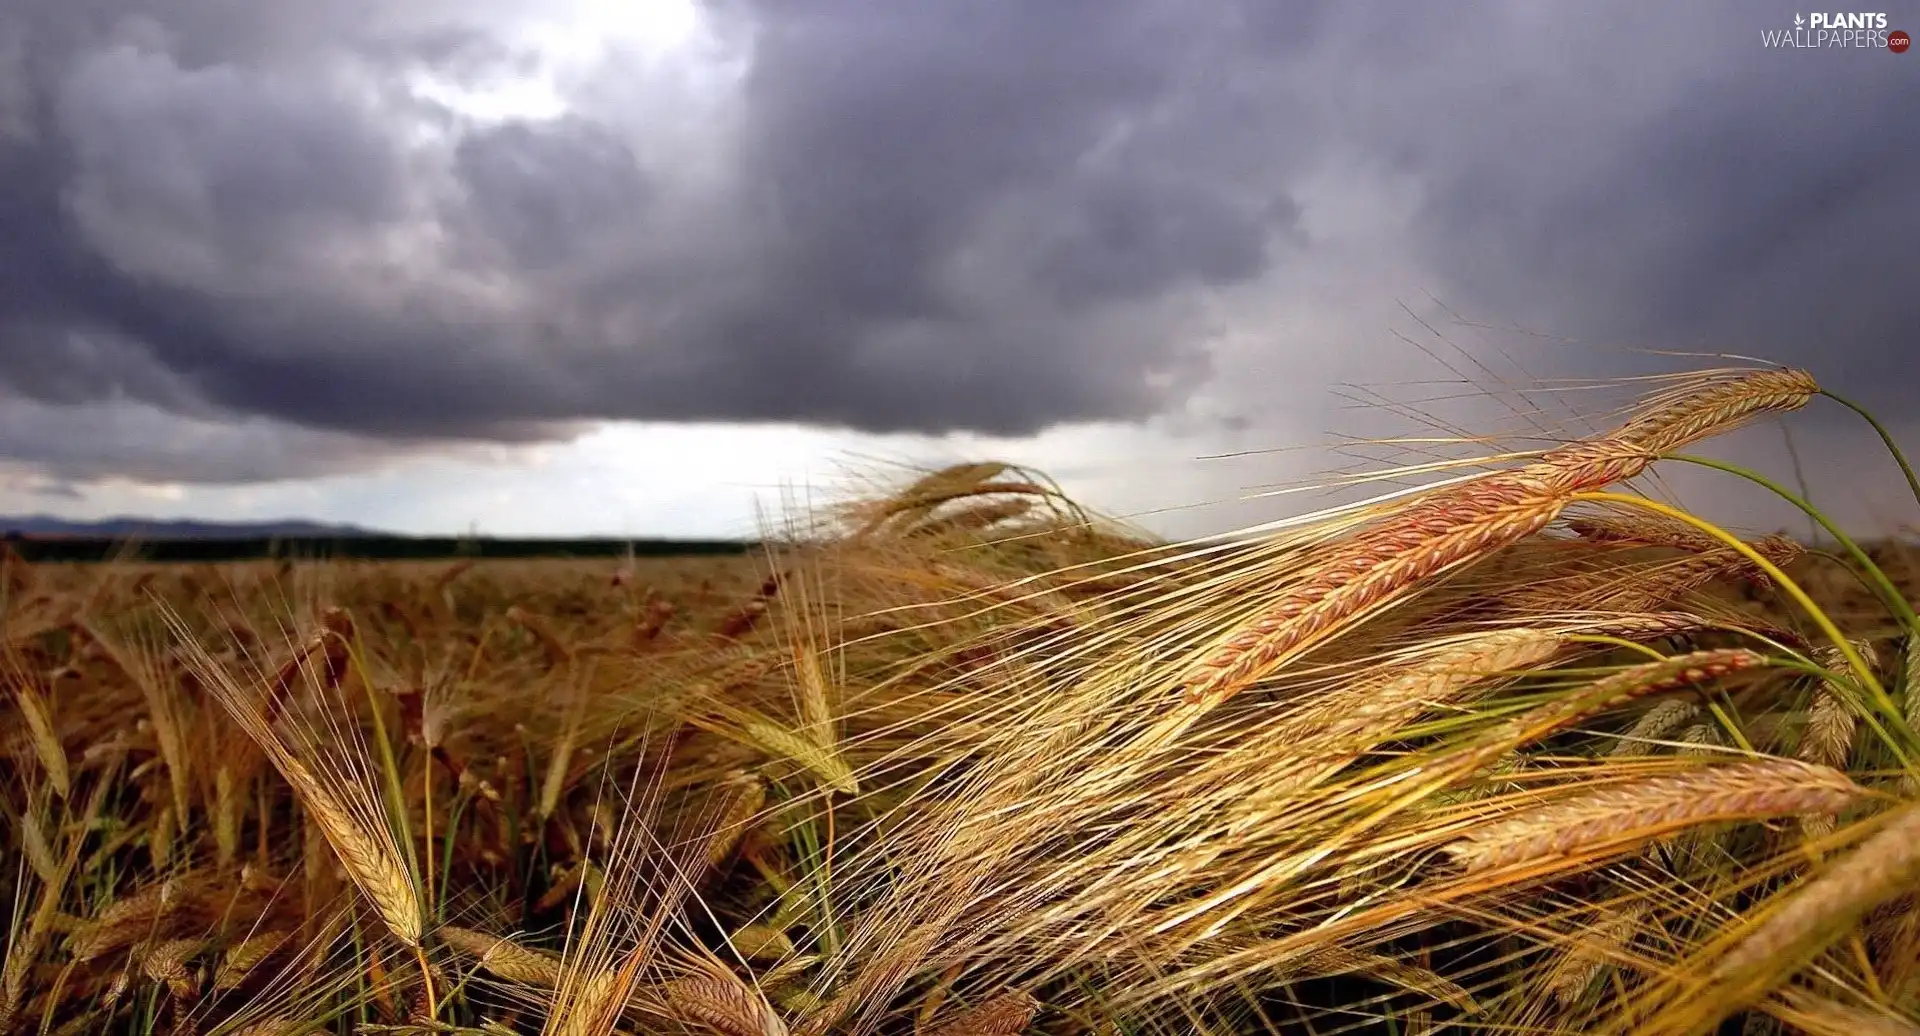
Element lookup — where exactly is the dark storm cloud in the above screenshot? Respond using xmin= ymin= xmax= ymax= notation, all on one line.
xmin=454 ymin=117 xmax=653 ymax=270
xmin=0 ymin=0 xmax=1914 ymax=485
xmin=0 ymin=393 xmax=430 ymax=483
xmin=0 ymin=0 xmax=1299 ymax=481
xmin=1336 ymin=4 xmax=1920 ymax=406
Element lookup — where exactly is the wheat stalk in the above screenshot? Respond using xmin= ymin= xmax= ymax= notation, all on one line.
xmin=215 ymin=762 xmax=242 ymax=869
xmin=281 ymin=754 xmax=423 ymax=947
xmin=1444 ymin=759 xmax=1863 ymax=873
xmin=215 ymin=930 xmax=295 ymax=990
xmin=69 ymin=878 xmax=190 ymax=962
xmin=1569 ymin=513 xmax=1730 ymax=554
xmin=438 ymin=926 xmax=563 ymax=987
xmin=150 ymin=804 xmax=177 ymax=870
xmin=728 ymin=924 xmax=795 ymax=961
xmin=759 ymin=954 xmax=817 ymax=991
xmin=1441 ymin=649 xmax=1768 ymax=786
xmin=1609 ymin=699 xmax=1702 ymax=756
xmin=661 ymin=970 xmax=789 ymax=1036
xmin=1763 ymin=988 xmax=1920 ymax=1036
xmin=1177 ymin=369 xmax=1815 ymax=707
xmin=1599 ymin=538 xmax=1802 ymax=610
xmin=1177 ymin=464 xmax=1587 ymax=706
xmin=507 ymin=605 xmax=573 ymax=668
xmin=919 ymin=989 xmax=1040 ymax=1036
xmin=2 ymin=885 xmax=60 ymax=1031
xmin=1608 ymin=368 xmax=1819 ymax=454
xmin=1547 ymin=905 xmax=1648 ymax=1005
xmin=1701 ymin=797 xmax=1920 ymax=1014
xmin=1328 ymin=613 xmax=1708 ymax=749
xmin=1802 ymin=652 xmax=1865 ymax=771
xmin=7 ymin=669 xmax=69 ymax=799
xmin=163 ymin=607 xmax=426 ymax=949
xmin=539 ymin=672 xmax=590 ymax=821
xmin=793 ymin=644 xmax=835 ymax=743
xmin=88 ymin=618 xmax=194 ymax=820
xmin=550 ymin=970 xmax=624 ymax=1036
xmin=740 ymin=719 xmax=858 ymax=795
xmin=18 ymin=809 xmax=59 ymax=885
xmin=707 ymin=771 xmax=770 ymax=869
xmin=140 ymin=937 xmax=204 ymax=997
xmin=1258 ymin=626 xmax=1569 ymax=794
xmin=1275 ymin=945 xmax=1478 ymax=1012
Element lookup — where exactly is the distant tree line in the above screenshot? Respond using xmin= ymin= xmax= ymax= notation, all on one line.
xmin=0 ymin=534 xmax=757 ymax=563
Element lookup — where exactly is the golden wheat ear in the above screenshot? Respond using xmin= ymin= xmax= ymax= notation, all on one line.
xmin=437 ymin=926 xmax=564 ymax=988
xmin=917 ymin=989 xmax=1040 ymax=1036
xmin=1441 ymin=759 xmax=1864 ymax=874
xmin=656 ymin=958 xmax=789 ymax=1036
xmin=1674 ymin=798 xmax=1920 ymax=1025
xmin=159 ymin=604 xmax=426 ymax=950
xmin=1177 ymin=367 xmax=1817 ymax=710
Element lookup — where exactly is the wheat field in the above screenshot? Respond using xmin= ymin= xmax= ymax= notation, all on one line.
xmin=8 ymin=366 xmax=1920 ymax=1035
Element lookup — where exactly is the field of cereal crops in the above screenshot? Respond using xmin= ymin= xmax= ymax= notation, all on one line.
xmin=8 ymin=366 xmax=1920 ymax=1035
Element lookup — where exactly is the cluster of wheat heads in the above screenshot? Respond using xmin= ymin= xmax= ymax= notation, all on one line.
xmin=6 ymin=365 xmax=1920 ymax=1035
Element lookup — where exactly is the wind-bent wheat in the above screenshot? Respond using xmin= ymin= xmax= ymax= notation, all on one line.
xmin=8 ymin=671 xmax=69 ymax=799
xmin=1704 ymin=798 xmax=1920 ymax=1012
xmin=1609 ymin=368 xmax=1819 ymax=455
xmin=1569 ymin=513 xmax=1731 ymax=554
xmin=740 ymin=719 xmax=858 ymax=795
xmin=215 ymin=930 xmax=295 ymax=991
xmin=1800 ymin=689 xmax=1858 ymax=771
xmin=438 ymin=926 xmax=563 ymax=987
xmin=1258 ymin=944 xmax=1476 ymax=1012
xmin=69 ymin=878 xmax=190 ymax=962
xmin=1609 ymin=699 xmax=1702 ymax=756
xmin=1499 ymin=650 xmax=1765 ymax=749
xmin=728 ymin=923 xmax=796 ymax=961
xmin=278 ymin=755 xmax=423 ymax=947
xmin=140 ymin=937 xmax=204 ymax=997
xmin=1437 ymin=649 xmax=1769 ymax=787
xmin=1443 ymin=759 xmax=1863 ymax=872
xmin=661 ymin=971 xmax=789 ymax=1036
xmin=1548 ymin=905 xmax=1649 ymax=1005
xmin=549 ymin=970 xmax=624 ymax=1036
xmin=1178 ymin=464 xmax=1587 ymax=706
xmin=1767 ymin=993 xmax=1920 ymax=1036
xmin=1179 ymin=368 xmax=1816 ymax=706
xmin=165 ymin=609 xmax=427 ymax=949
xmin=918 ymin=989 xmax=1041 ymax=1036
xmin=707 ymin=771 xmax=769 ymax=868
xmin=1328 ymin=613 xmax=1711 ymax=750
xmin=1595 ymin=539 xmax=1802 ymax=612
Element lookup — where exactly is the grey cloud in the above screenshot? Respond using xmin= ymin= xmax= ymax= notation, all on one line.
xmin=58 ymin=42 xmax=408 ymax=281
xmin=0 ymin=393 xmax=447 ymax=484
xmin=1355 ymin=3 xmax=1920 ymax=409
xmin=0 ymin=0 xmax=1302 ymax=482
xmin=453 ymin=116 xmax=652 ymax=270
xmin=1033 ymin=171 xmax=1282 ymax=306
xmin=0 ymin=0 xmax=1915 ymax=489
xmin=0 ymin=472 xmax=85 ymax=501
xmin=736 ymin=0 xmax=1178 ymax=316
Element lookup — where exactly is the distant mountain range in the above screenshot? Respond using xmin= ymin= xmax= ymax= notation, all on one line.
xmin=1 ymin=515 xmax=382 ymax=539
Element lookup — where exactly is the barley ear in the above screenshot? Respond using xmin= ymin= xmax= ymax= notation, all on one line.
xmin=919 ymin=989 xmax=1040 ymax=1036
xmin=661 ymin=969 xmax=789 ymax=1036
xmin=437 ymin=926 xmax=562 ymax=988
xmin=1702 ymin=798 xmax=1920 ymax=1018
xmin=9 ymin=672 xmax=69 ymax=800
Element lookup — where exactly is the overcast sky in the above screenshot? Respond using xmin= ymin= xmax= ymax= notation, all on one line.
xmin=1 ymin=1 xmax=1916 ymax=539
